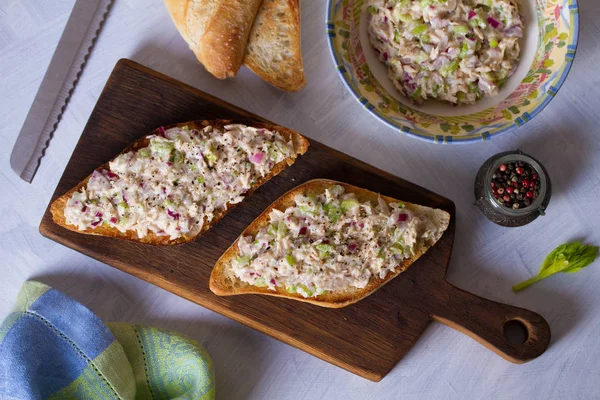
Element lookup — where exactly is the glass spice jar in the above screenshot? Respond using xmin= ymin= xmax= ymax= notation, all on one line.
xmin=474 ymin=150 xmax=551 ymax=227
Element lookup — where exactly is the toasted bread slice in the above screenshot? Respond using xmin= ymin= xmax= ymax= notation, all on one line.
xmin=210 ymin=179 xmax=450 ymax=308
xmin=50 ymin=120 xmax=309 ymax=246
xmin=164 ymin=0 xmax=263 ymax=79
xmin=244 ymin=0 xmax=305 ymax=91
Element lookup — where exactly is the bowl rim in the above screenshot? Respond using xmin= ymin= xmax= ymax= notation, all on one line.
xmin=325 ymin=0 xmax=580 ymax=144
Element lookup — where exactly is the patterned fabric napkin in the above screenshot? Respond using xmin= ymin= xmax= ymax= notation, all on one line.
xmin=0 ymin=281 xmax=215 ymax=400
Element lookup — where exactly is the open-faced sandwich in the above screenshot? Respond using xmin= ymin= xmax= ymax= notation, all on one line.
xmin=210 ymin=179 xmax=450 ymax=307
xmin=50 ymin=120 xmax=309 ymax=245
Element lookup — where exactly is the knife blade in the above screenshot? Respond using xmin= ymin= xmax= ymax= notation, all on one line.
xmin=10 ymin=0 xmax=113 ymax=183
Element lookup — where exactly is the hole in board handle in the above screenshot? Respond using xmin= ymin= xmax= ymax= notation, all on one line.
xmin=503 ymin=319 xmax=529 ymax=345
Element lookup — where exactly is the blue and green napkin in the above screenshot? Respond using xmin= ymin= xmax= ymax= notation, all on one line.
xmin=0 ymin=281 xmax=215 ymax=399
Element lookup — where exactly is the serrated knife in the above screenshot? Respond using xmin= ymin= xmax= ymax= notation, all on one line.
xmin=10 ymin=0 xmax=113 ymax=183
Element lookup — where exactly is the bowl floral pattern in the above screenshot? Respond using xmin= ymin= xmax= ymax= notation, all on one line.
xmin=326 ymin=0 xmax=579 ymax=143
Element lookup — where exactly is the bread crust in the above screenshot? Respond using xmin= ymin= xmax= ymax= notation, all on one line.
xmin=209 ymin=179 xmax=451 ymax=307
xmin=244 ymin=0 xmax=305 ymax=91
xmin=50 ymin=119 xmax=309 ymax=246
xmin=164 ymin=0 xmax=263 ymax=79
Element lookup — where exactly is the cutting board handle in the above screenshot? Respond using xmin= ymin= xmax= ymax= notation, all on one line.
xmin=429 ymin=281 xmax=551 ymax=363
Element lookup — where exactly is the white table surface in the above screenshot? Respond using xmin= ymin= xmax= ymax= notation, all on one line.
xmin=2 ymin=0 xmax=599 ymax=398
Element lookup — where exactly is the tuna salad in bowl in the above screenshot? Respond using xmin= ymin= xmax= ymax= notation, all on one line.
xmin=367 ymin=0 xmax=524 ymax=105
xmin=326 ymin=0 xmax=579 ymax=143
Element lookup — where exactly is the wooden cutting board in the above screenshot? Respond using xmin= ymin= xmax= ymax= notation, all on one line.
xmin=40 ymin=60 xmax=551 ymax=381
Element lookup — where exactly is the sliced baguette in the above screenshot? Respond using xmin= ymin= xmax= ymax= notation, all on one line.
xmin=210 ymin=179 xmax=450 ymax=308
xmin=50 ymin=120 xmax=309 ymax=246
xmin=244 ymin=0 xmax=306 ymax=91
xmin=164 ymin=0 xmax=263 ymax=79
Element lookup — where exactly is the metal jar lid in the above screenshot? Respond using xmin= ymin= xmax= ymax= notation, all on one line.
xmin=474 ymin=150 xmax=552 ymax=227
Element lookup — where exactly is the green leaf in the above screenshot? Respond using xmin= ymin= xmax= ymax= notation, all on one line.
xmin=557 ymin=41 xmax=566 ymax=48
xmin=512 ymin=242 xmax=599 ymax=292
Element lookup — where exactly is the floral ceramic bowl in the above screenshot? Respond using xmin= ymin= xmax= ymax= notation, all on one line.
xmin=326 ymin=0 xmax=579 ymax=143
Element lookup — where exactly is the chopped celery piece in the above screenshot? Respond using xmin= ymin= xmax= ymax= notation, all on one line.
xmin=412 ymin=24 xmax=428 ymax=37
xmin=459 ymin=43 xmax=470 ymax=58
xmin=170 ymin=150 xmax=184 ymax=164
xmin=390 ymin=244 xmax=405 ymax=255
xmin=418 ymin=0 xmax=433 ymax=8
xmin=367 ymin=5 xmax=377 ymax=14
xmin=205 ymin=149 xmax=217 ymax=164
xmin=394 ymin=28 xmax=402 ymax=43
xmin=341 ymin=199 xmax=359 ymax=212
xmin=441 ymin=60 xmax=460 ymax=77
xmin=150 ymin=139 xmax=174 ymax=157
xmin=411 ymin=87 xmax=422 ymax=100
xmin=255 ymin=278 xmax=267 ymax=287
xmin=197 ymin=176 xmax=205 ymax=184
xmin=323 ymin=203 xmax=342 ymax=223
xmin=277 ymin=220 xmax=288 ymax=236
xmin=490 ymin=38 xmax=499 ymax=48
xmin=397 ymin=13 xmax=415 ymax=24
xmin=457 ymin=91 xmax=467 ymax=101
xmin=316 ymin=243 xmax=334 ymax=258
xmin=117 ymin=202 xmax=128 ymax=214
xmin=138 ymin=148 xmax=151 ymax=157
xmin=285 ymin=254 xmax=297 ymax=266
xmin=299 ymin=205 xmax=313 ymax=214
xmin=297 ymin=284 xmax=315 ymax=297
xmin=163 ymin=199 xmax=176 ymax=208
xmin=451 ymin=25 xmax=470 ymax=35
xmin=235 ymin=256 xmax=251 ymax=267
xmin=267 ymin=224 xmax=277 ymax=236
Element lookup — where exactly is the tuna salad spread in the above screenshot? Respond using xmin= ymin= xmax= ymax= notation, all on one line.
xmin=232 ymin=185 xmax=440 ymax=298
xmin=64 ymin=124 xmax=293 ymax=240
xmin=367 ymin=0 xmax=524 ymax=105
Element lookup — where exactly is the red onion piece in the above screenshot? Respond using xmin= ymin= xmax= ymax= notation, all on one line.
xmin=106 ymin=170 xmax=118 ymax=179
xmin=299 ymin=226 xmax=307 ymax=235
xmin=249 ymin=152 xmax=265 ymax=164
xmin=348 ymin=243 xmax=357 ymax=251
xmin=110 ymin=217 xmax=117 ymax=224
xmin=397 ymin=213 xmax=408 ymax=222
xmin=468 ymin=10 xmax=477 ymax=19
xmin=167 ymin=210 xmax=180 ymax=220
xmin=487 ymin=17 xmax=500 ymax=29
